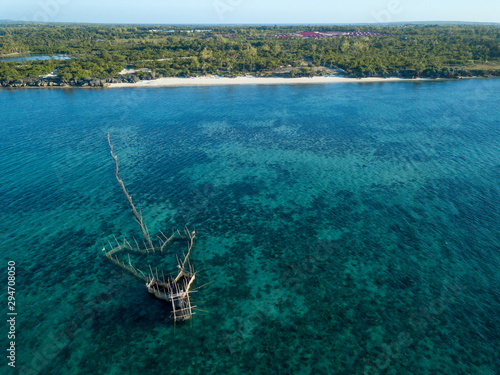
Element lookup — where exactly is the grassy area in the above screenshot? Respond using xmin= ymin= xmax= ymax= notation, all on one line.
xmin=458 ymin=62 xmax=500 ymax=70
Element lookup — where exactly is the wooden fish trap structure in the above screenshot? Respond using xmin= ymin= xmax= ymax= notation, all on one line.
xmin=146 ymin=262 xmax=197 ymax=322
xmin=102 ymin=134 xmax=199 ymax=322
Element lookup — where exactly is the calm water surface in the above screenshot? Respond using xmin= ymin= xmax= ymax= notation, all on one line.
xmin=0 ymin=54 xmax=70 ymax=62
xmin=0 ymin=79 xmax=499 ymax=375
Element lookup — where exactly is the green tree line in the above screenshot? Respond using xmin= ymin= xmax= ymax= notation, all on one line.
xmin=0 ymin=23 xmax=499 ymax=81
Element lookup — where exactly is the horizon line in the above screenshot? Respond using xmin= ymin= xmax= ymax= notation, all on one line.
xmin=1 ymin=20 xmax=500 ymax=27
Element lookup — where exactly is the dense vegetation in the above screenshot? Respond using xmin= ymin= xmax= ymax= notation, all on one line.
xmin=0 ymin=22 xmax=499 ymax=85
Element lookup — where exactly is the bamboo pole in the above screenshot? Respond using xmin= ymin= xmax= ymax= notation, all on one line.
xmin=107 ymin=133 xmax=154 ymax=249
xmin=174 ymin=229 xmax=196 ymax=283
xmin=159 ymin=231 xmax=176 ymax=252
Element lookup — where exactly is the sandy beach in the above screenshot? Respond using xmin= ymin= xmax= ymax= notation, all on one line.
xmin=108 ymin=75 xmax=432 ymax=88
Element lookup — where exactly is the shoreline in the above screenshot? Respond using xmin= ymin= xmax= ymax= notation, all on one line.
xmin=1 ymin=75 xmax=491 ymax=89
xmin=107 ymin=75 xmax=436 ymax=88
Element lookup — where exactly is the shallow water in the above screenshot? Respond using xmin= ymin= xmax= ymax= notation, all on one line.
xmin=0 ymin=54 xmax=70 ymax=62
xmin=1 ymin=79 xmax=499 ymax=375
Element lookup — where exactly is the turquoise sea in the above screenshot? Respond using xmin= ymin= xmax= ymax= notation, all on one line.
xmin=1 ymin=79 xmax=499 ymax=375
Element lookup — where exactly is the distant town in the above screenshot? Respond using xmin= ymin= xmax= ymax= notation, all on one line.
xmin=233 ymin=31 xmax=389 ymax=39
xmin=148 ymin=29 xmax=389 ymax=39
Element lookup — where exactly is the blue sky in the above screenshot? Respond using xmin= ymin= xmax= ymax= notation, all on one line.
xmin=2 ymin=0 xmax=499 ymax=24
